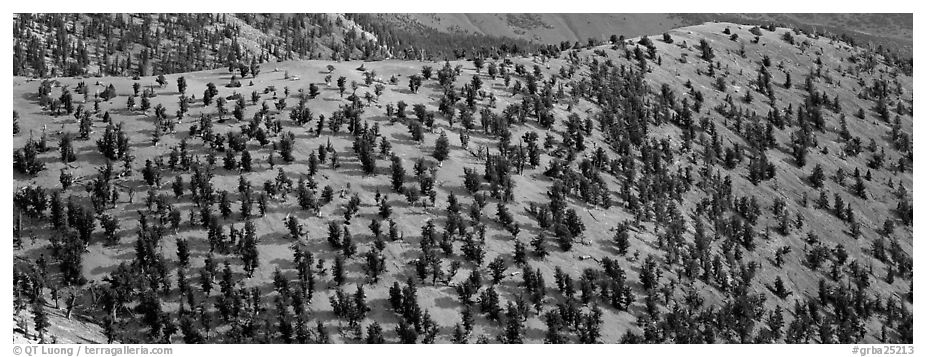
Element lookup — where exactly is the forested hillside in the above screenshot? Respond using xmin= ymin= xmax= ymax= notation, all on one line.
xmin=13 ymin=20 xmax=912 ymax=344
xmin=12 ymin=13 xmax=386 ymax=78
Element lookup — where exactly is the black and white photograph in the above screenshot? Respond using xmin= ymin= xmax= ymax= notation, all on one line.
xmin=7 ymin=4 xmax=919 ymax=355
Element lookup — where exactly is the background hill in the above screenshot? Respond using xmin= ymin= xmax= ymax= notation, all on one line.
xmin=12 ymin=13 xmax=390 ymax=78
xmin=15 ymin=13 xmax=910 ymax=79
xmin=369 ymin=14 xmax=686 ymax=44
xmin=13 ymin=18 xmax=913 ymax=344
xmin=374 ymin=13 xmax=912 ymax=54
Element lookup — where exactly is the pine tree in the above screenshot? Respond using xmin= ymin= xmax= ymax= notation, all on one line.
xmin=478 ymin=286 xmax=502 ymax=321
xmin=278 ymin=132 xmax=295 ymax=162
xmin=530 ymin=234 xmax=548 ymax=259
xmin=454 ymin=168 xmax=479 ymax=196
xmin=333 ymin=256 xmax=345 ymax=286
xmin=433 ymin=131 xmax=450 ymax=161
xmin=176 ymin=238 xmax=190 ymax=267
xmin=59 ymin=132 xmax=77 ymax=162
xmin=101 ymin=214 xmax=120 ymax=245
xmin=502 ymin=302 xmax=524 ymax=343
xmin=513 ymin=240 xmax=527 ymax=266
xmin=342 ymin=227 xmax=357 ymax=257
xmin=408 ymin=120 xmax=424 ymax=142
xmin=172 ymin=175 xmax=185 ymax=198
xmin=177 ymin=76 xmax=187 ymax=94
xmin=496 ymin=203 xmax=513 ymax=228
xmin=395 ymin=320 xmax=418 ymax=344
xmin=327 ymin=221 xmax=343 ymax=248
xmin=223 ymin=150 xmax=238 ymax=171
xmin=563 ymin=208 xmax=586 ymax=237
xmin=543 ymin=312 xmax=567 ymax=343
xmin=356 ymin=136 xmax=377 ymax=175
xmin=488 ymin=256 xmax=507 ymax=284
xmin=853 ymin=175 xmax=868 ymax=199
xmin=577 ymin=304 xmax=603 ymax=343
xmin=700 ymin=39 xmax=715 ymax=60
xmin=451 ymin=323 xmax=467 ymax=344
xmin=768 ymin=306 xmax=785 ymax=341
xmin=32 ymin=295 xmax=49 ymax=342
xmin=390 ymin=155 xmax=405 ymax=192
xmin=364 ymin=249 xmax=386 ymax=283
xmin=14 ymin=138 xmax=46 ymax=175
xmin=771 ymin=276 xmax=791 ymax=299
xmin=337 ymin=76 xmax=347 ymax=97
xmin=219 ymin=191 xmax=232 ymax=218
xmin=365 ymin=322 xmax=385 ymax=344
xmin=614 ymin=224 xmax=631 ymax=255
xmin=808 ymin=164 xmax=825 ymax=188
xmin=554 ymin=223 xmax=574 ymax=251
xmin=240 ymin=150 xmax=252 ymax=172
xmin=240 ymin=222 xmax=260 ymax=277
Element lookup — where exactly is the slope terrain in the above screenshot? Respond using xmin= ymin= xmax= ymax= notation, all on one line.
xmin=13 ymin=13 xmax=387 ymax=78
xmin=375 ymin=14 xmax=685 ymax=44
xmin=380 ymin=14 xmax=912 ymax=54
xmin=13 ymin=21 xmax=913 ymax=344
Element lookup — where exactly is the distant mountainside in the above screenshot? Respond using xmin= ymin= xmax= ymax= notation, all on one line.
xmin=13 ymin=13 xmax=545 ymax=79
xmin=376 ymin=13 xmax=912 ymax=54
xmin=370 ymin=14 xmax=687 ymax=44
xmin=16 ymin=14 xmax=910 ymax=80
xmin=12 ymin=13 xmax=389 ymax=78
xmin=689 ymin=14 xmax=912 ymax=54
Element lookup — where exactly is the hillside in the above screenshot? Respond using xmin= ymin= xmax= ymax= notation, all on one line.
xmin=721 ymin=14 xmax=913 ymax=52
xmin=12 ymin=21 xmax=913 ymax=344
xmin=372 ymin=14 xmax=686 ymax=44
xmin=379 ymin=13 xmax=913 ymax=54
xmin=12 ymin=13 xmax=388 ymax=78
xmin=13 ymin=257 xmax=111 ymax=344
xmin=14 ymin=13 xmax=911 ymax=78
xmin=14 ymin=305 xmax=110 ymax=344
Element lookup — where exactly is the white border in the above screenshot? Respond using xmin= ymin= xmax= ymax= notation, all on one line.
xmin=2 ymin=3 xmax=920 ymax=357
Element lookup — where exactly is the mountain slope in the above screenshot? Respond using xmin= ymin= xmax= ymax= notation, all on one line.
xmin=376 ymin=14 xmax=686 ymax=44
xmin=377 ymin=13 xmax=912 ymax=55
xmin=12 ymin=13 xmax=388 ymax=78
xmin=13 ymin=20 xmax=912 ymax=344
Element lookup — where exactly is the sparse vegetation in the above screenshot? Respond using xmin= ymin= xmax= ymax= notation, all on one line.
xmin=12 ymin=17 xmax=913 ymax=346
